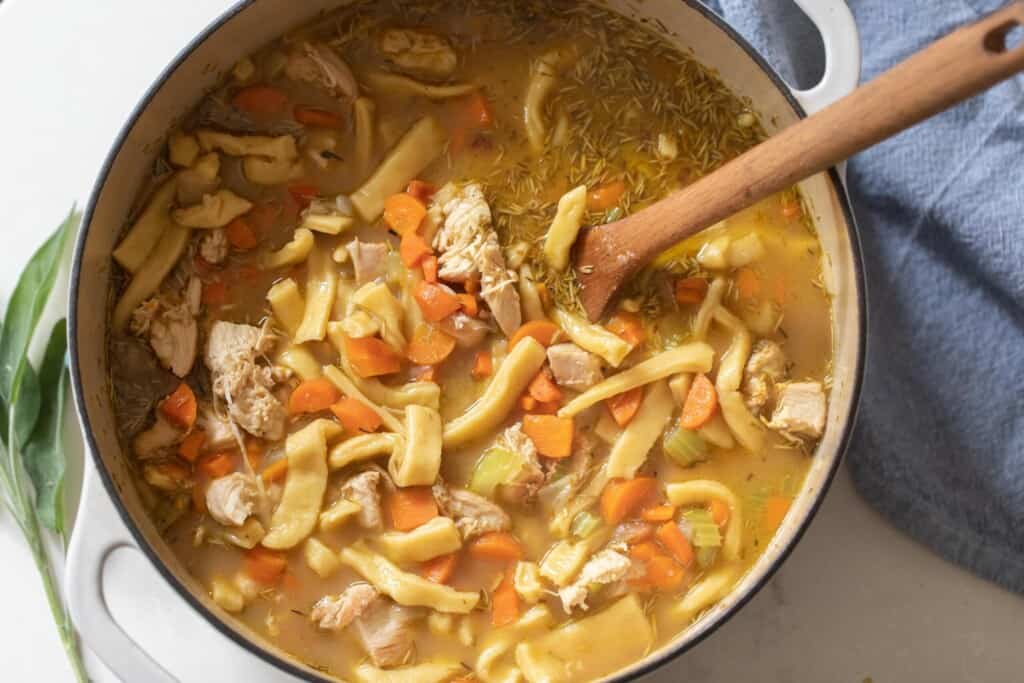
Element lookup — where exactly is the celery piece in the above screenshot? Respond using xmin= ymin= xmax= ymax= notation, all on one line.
xmin=468 ymin=446 xmax=523 ymax=498
xmin=663 ymin=426 xmax=709 ymax=467
xmin=682 ymin=509 xmax=722 ymax=548
xmin=696 ymin=546 xmax=719 ymax=569
xmin=570 ymin=511 xmax=602 ymax=539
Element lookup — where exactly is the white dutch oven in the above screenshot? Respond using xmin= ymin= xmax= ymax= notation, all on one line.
xmin=65 ymin=1 xmax=865 ymax=681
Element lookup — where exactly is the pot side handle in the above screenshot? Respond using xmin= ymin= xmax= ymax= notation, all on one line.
xmin=790 ymin=0 xmax=862 ymax=113
xmin=66 ymin=467 xmax=178 ymax=683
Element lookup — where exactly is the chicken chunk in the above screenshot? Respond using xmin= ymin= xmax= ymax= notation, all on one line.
xmin=340 ymin=470 xmax=384 ymax=530
xmin=346 ymin=238 xmax=389 ymax=285
xmin=285 ymin=42 xmax=358 ymax=99
xmin=205 ymin=321 xmax=286 ymax=441
xmin=433 ymin=483 xmax=511 ymax=540
xmin=557 ymin=549 xmax=632 ymax=613
xmin=377 ymin=28 xmax=457 ymax=81
xmin=132 ymin=413 xmax=183 ymax=459
xmin=546 ymin=343 xmax=603 ymax=391
xmin=149 ymin=303 xmax=198 ymax=378
xmin=439 ymin=312 xmax=491 ymax=349
xmin=430 ymin=183 xmax=521 ymax=336
xmin=205 ymin=473 xmax=257 ymax=527
xmin=311 ymin=583 xmax=380 ymax=631
xmin=352 ymin=599 xmax=421 ymax=669
xmin=742 ymin=339 xmax=788 ymax=413
xmin=197 ymin=405 xmax=237 ymax=451
xmin=498 ymin=424 xmax=544 ymax=505
xmin=199 ymin=229 xmax=229 ymax=265
xmin=768 ymin=381 xmax=827 ymax=439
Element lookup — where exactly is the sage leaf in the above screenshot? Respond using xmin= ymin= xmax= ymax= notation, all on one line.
xmin=14 ymin=361 xmax=41 ymax=448
xmin=24 ymin=319 xmax=69 ymax=534
xmin=0 ymin=209 xmax=76 ymax=421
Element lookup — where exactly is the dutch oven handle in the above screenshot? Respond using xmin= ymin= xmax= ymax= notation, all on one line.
xmin=790 ymin=0 xmax=862 ymax=113
xmin=66 ymin=466 xmax=178 ymax=683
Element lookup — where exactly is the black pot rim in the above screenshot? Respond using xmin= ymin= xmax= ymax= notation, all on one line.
xmin=68 ymin=1 xmax=867 ymax=681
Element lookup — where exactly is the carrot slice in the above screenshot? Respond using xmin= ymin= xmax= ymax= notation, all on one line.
xmin=645 ymin=554 xmax=686 ymax=592
xmin=508 ymin=320 xmax=559 ymax=350
xmin=288 ymin=378 xmax=342 ymax=415
xmin=587 ymin=179 xmax=626 ymax=211
xmin=293 ymin=105 xmax=344 ymax=128
xmin=287 ymin=182 xmax=319 ymax=209
xmin=406 ymin=180 xmax=438 ymax=203
xmin=522 ymin=414 xmax=574 ymax=459
xmin=343 ymin=335 xmax=403 ymax=377
xmin=606 ymin=311 xmax=646 ymax=347
xmin=457 ymin=293 xmax=479 ymax=317
xmin=762 ymin=495 xmax=792 ymax=535
xmin=471 ymin=350 xmax=493 ymax=380
xmin=675 ymin=276 xmax=709 ymax=305
xmin=680 ymin=373 xmax=718 ymax=429
xmin=708 ymin=499 xmax=731 ymax=528
xmin=160 ymin=382 xmax=197 ymax=430
xmin=400 ymin=230 xmax=433 ymax=268
xmin=261 ymin=458 xmax=289 ymax=484
xmin=656 ymin=521 xmax=695 ymax=568
xmin=231 ymin=85 xmax=288 ymax=114
xmin=468 ymin=532 xmax=523 ymax=563
xmin=413 ymin=281 xmax=462 ymax=322
xmin=421 ymin=552 xmax=459 ymax=584
xmin=527 ymin=369 xmax=563 ymax=403
xmin=330 ymin=397 xmax=383 ymax=434
xmin=225 ymin=216 xmax=259 ymax=250
xmin=735 ymin=267 xmax=762 ymax=300
xmin=421 ymin=255 xmax=439 ymax=283
xmin=386 ymin=487 xmax=438 ymax=532
xmin=458 ymin=91 xmax=494 ymax=128
xmin=383 ymin=193 xmax=427 ymax=235
xmin=178 ymin=430 xmax=206 ymax=463
xmin=406 ymin=324 xmax=456 ymax=366
xmin=605 ymin=386 xmax=644 ymax=427
xmin=464 ymin=274 xmax=480 ymax=295
xmin=640 ymin=504 xmax=676 ymax=523
xmin=519 ymin=394 xmax=537 ymax=412
xmin=600 ymin=477 xmax=658 ymax=524
xmin=243 ymin=546 xmax=288 ymax=584
xmin=491 ymin=566 xmax=520 ymax=627
xmin=198 ymin=452 xmax=235 ymax=478
xmin=629 ymin=541 xmax=661 ymax=561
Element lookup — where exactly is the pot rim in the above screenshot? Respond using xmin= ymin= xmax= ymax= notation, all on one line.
xmin=68 ymin=1 xmax=867 ymax=680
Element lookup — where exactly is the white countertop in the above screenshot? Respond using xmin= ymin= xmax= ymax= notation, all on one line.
xmin=1 ymin=1 xmax=1021 ymax=681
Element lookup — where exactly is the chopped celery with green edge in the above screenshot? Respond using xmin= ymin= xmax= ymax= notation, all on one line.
xmin=0 ymin=208 xmax=89 ymax=682
xmin=682 ymin=509 xmax=722 ymax=547
xmin=696 ymin=546 xmax=719 ymax=569
xmin=468 ymin=445 xmax=523 ymax=498
xmin=663 ymin=425 xmax=709 ymax=467
xmin=570 ymin=510 xmax=602 ymax=539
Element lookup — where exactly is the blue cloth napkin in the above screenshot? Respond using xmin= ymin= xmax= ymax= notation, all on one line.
xmin=707 ymin=0 xmax=1024 ymax=593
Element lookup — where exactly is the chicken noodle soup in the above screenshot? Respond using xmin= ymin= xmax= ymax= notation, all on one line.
xmin=109 ymin=1 xmax=832 ymax=680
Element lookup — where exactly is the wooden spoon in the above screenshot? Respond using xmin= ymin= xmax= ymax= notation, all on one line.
xmin=576 ymin=1 xmax=1024 ymax=320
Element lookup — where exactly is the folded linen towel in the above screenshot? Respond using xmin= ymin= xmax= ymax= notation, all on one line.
xmin=708 ymin=0 xmax=1024 ymax=593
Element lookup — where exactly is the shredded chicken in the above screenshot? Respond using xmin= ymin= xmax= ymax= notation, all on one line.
xmin=742 ymin=340 xmax=787 ymax=413
xmin=204 ymin=321 xmax=286 ymax=440
xmin=433 ymin=482 xmax=511 ymax=540
xmin=547 ymin=343 xmax=603 ymax=391
xmin=346 ymin=238 xmax=389 ymax=285
xmin=340 ymin=470 xmax=384 ymax=530
xmin=205 ymin=473 xmax=257 ymax=527
xmin=352 ymin=598 xmax=421 ymax=668
xmin=131 ymin=284 xmax=199 ymax=379
xmin=430 ymin=183 xmax=521 ymax=336
xmin=768 ymin=381 xmax=827 ymax=439
xmin=377 ymin=28 xmax=457 ymax=81
xmin=537 ymin=432 xmax=595 ymax=510
xmin=285 ymin=42 xmax=358 ymax=99
xmin=311 ymin=584 xmax=380 ymax=631
xmin=557 ymin=549 xmax=632 ymax=613
xmin=199 ymin=229 xmax=229 ymax=264
xmin=498 ymin=424 xmax=544 ymax=504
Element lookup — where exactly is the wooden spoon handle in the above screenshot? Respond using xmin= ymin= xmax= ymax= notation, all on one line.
xmin=619 ymin=1 xmax=1024 ymax=263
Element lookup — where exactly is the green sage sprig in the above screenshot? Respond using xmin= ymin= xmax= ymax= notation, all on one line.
xmin=0 ymin=208 xmax=89 ymax=682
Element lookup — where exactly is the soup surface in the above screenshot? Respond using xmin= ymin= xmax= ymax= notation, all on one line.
xmin=108 ymin=1 xmax=832 ymax=681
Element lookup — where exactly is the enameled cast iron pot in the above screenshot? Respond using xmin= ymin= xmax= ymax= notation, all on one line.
xmin=65 ymin=1 xmax=866 ymax=681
